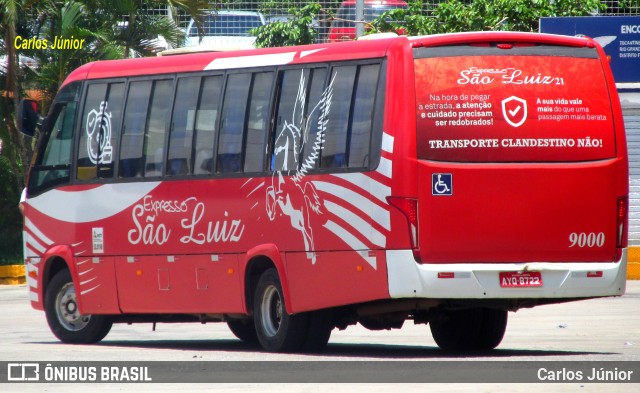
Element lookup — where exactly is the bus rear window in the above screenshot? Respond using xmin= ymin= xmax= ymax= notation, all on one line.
xmin=414 ymin=45 xmax=616 ymax=162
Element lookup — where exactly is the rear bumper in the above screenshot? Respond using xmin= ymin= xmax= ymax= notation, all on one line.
xmin=386 ymin=249 xmax=627 ymax=299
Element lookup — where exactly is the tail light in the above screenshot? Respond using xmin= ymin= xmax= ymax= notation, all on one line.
xmin=496 ymin=43 xmax=513 ymax=50
xmin=616 ymin=196 xmax=628 ymax=248
xmin=387 ymin=197 xmax=419 ymax=259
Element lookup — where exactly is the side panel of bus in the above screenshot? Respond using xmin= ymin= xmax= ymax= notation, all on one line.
xmin=24 ymin=54 xmax=397 ymax=315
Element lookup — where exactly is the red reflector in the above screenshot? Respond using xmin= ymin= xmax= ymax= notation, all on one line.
xmin=617 ymin=197 xmax=628 ymax=248
xmin=587 ymin=271 xmax=603 ymax=278
xmin=438 ymin=272 xmax=455 ymax=279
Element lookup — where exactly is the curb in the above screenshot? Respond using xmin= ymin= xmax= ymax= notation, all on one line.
xmin=0 ymin=265 xmax=26 ymax=285
xmin=627 ymin=247 xmax=640 ymax=280
xmin=1 ymin=252 xmax=639 ymax=285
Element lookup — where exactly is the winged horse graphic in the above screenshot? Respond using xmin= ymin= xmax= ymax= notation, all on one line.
xmin=266 ymin=73 xmax=335 ymax=264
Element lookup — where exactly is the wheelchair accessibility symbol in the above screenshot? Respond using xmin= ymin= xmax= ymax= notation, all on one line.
xmin=432 ymin=173 xmax=453 ymax=196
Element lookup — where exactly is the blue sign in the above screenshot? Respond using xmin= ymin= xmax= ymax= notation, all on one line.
xmin=540 ymin=16 xmax=640 ymax=83
xmin=432 ymin=173 xmax=452 ymax=196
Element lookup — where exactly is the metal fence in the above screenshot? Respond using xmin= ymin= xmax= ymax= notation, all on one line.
xmin=143 ymin=1 xmax=640 ymax=46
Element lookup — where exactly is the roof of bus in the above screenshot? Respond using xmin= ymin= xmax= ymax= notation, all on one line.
xmin=61 ymin=31 xmax=595 ymax=88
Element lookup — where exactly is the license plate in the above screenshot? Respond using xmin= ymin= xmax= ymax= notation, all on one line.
xmin=499 ymin=271 xmax=543 ymax=288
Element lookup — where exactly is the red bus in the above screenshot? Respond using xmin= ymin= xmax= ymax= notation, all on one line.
xmin=19 ymin=32 xmax=628 ymax=352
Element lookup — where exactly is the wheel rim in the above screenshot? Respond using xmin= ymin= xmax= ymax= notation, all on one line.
xmin=260 ymin=285 xmax=282 ymax=338
xmin=55 ymin=282 xmax=90 ymax=331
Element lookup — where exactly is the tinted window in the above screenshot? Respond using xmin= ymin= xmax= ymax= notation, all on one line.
xmin=194 ymin=75 xmax=222 ymax=175
xmin=28 ymin=83 xmax=80 ymax=195
xmin=300 ymin=68 xmax=328 ymax=171
xmin=119 ymin=81 xmax=152 ymax=178
xmin=349 ymin=64 xmax=380 ymax=167
xmin=322 ymin=65 xmax=356 ymax=168
xmin=77 ymin=82 xmax=125 ymax=180
xmin=218 ymin=73 xmax=250 ymax=173
xmin=41 ymin=103 xmax=76 ymax=167
xmin=273 ymin=69 xmax=308 ymax=172
xmin=244 ymin=72 xmax=274 ymax=172
xmin=143 ymin=79 xmax=173 ymax=177
xmin=77 ymin=83 xmax=107 ymax=179
xmin=168 ymin=77 xmax=200 ymax=175
xmin=29 ymin=102 xmax=76 ymax=193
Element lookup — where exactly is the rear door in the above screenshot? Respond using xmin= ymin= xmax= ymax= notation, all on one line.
xmin=413 ymin=42 xmax=624 ymax=263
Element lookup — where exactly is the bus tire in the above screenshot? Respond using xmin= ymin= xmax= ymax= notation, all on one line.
xmin=227 ymin=319 xmax=258 ymax=343
xmin=44 ymin=269 xmax=112 ymax=344
xmin=302 ymin=310 xmax=333 ymax=352
xmin=430 ymin=308 xmax=507 ymax=351
xmin=253 ymin=268 xmax=308 ymax=352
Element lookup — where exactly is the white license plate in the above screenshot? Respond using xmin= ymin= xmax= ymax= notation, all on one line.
xmin=499 ymin=271 xmax=543 ymax=288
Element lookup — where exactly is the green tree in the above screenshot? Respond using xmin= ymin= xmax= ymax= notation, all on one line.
xmin=103 ymin=0 xmax=209 ymax=58
xmin=1 ymin=0 xmax=32 ymax=263
xmin=22 ymin=0 xmax=209 ymax=98
xmin=252 ymin=3 xmax=322 ymax=48
xmin=370 ymin=0 xmax=607 ymax=35
xmin=0 ymin=155 xmax=22 ymax=264
xmin=0 ymin=0 xmax=211 ymax=262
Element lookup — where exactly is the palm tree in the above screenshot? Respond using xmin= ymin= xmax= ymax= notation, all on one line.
xmin=95 ymin=0 xmax=210 ymax=58
xmin=0 ymin=0 xmax=211 ymax=261
xmin=0 ymin=0 xmax=29 ymax=187
xmin=0 ymin=0 xmax=28 ymax=263
xmin=23 ymin=0 xmax=210 ymax=103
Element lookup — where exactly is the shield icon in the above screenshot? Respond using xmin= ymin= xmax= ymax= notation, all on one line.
xmin=501 ymin=96 xmax=527 ymax=128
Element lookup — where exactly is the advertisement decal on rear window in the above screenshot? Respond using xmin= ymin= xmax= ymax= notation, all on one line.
xmin=415 ymin=54 xmax=616 ymax=162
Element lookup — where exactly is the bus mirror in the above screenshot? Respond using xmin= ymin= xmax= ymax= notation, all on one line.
xmin=18 ymin=99 xmax=41 ymax=137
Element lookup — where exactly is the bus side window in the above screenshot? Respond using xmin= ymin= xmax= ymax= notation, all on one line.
xmin=119 ymin=81 xmax=152 ymax=178
xmin=77 ymin=83 xmax=108 ymax=180
xmin=99 ymin=83 xmax=125 ymax=178
xmin=29 ymin=102 xmax=76 ymax=193
xmin=169 ymin=76 xmax=201 ymax=176
xmin=77 ymin=82 xmax=125 ymax=181
xmin=244 ymin=71 xmax=274 ymax=173
xmin=349 ymin=64 xmax=380 ymax=168
xmin=300 ymin=67 xmax=328 ymax=170
xmin=322 ymin=65 xmax=356 ymax=169
xmin=194 ymin=76 xmax=222 ymax=175
xmin=272 ymin=69 xmax=309 ymax=172
xmin=143 ymin=80 xmax=173 ymax=177
xmin=217 ymin=73 xmax=250 ymax=174
xmin=42 ymin=104 xmax=76 ymax=167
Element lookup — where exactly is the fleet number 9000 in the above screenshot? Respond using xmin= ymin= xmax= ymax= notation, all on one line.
xmin=569 ymin=232 xmax=605 ymax=248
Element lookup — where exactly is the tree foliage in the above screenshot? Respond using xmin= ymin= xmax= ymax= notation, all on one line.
xmin=370 ymin=0 xmax=607 ymax=35
xmin=0 ymin=0 xmax=210 ymax=261
xmin=252 ymin=3 xmax=322 ymax=48
xmin=0 ymin=155 xmax=22 ymax=263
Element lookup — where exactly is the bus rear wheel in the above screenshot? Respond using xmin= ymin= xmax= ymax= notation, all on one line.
xmin=253 ymin=268 xmax=308 ymax=352
xmin=429 ymin=307 xmax=507 ymax=351
xmin=301 ymin=310 xmax=333 ymax=352
xmin=227 ymin=319 xmax=258 ymax=343
xmin=44 ymin=269 xmax=112 ymax=344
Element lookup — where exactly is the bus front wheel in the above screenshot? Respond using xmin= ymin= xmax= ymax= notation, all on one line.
xmin=44 ymin=270 xmax=112 ymax=344
xmin=253 ymin=268 xmax=308 ymax=352
xmin=429 ymin=307 xmax=507 ymax=351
